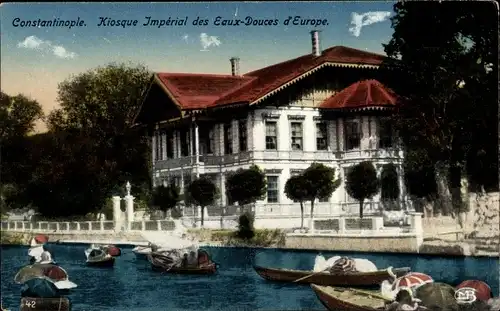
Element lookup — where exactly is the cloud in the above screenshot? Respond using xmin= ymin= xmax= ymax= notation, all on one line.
xmin=348 ymin=11 xmax=391 ymax=37
xmin=17 ymin=35 xmax=77 ymax=59
xmin=199 ymin=33 xmax=221 ymax=51
xmin=17 ymin=36 xmax=47 ymax=49
xmin=52 ymin=45 xmax=77 ymax=59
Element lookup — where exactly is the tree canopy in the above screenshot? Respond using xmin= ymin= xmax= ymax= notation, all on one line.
xmin=187 ymin=177 xmax=218 ymax=226
xmin=226 ymin=165 xmax=266 ymax=206
xmin=382 ymin=1 xmax=498 ymax=215
xmin=380 ymin=163 xmax=400 ymax=201
xmin=0 ymin=91 xmax=43 ymax=143
xmin=152 ymin=185 xmax=180 ymax=213
xmin=2 ymin=63 xmax=153 ymax=218
xmin=345 ymin=161 xmax=379 ymax=219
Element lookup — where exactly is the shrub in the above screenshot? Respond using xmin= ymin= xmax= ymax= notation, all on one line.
xmin=236 ymin=212 xmax=255 ymax=240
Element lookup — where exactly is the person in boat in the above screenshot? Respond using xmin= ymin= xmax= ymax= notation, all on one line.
xmin=39 ymin=246 xmax=54 ymax=264
xmin=329 ymin=257 xmax=357 ymax=274
xmin=181 ymin=253 xmax=189 ymax=268
xmin=188 ymin=251 xmax=198 ymax=267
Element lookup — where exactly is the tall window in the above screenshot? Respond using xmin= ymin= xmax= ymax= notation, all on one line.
xmin=265 ymin=121 xmax=277 ymax=150
xmin=378 ymin=118 xmax=393 ymax=148
xmin=224 ymin=123 xmax=233 ymax=154
xmin=316 ymin=122 xmax=328 ymax=150
xmin=290 ymin=122 xmax=303 ymax=150
xmin=207 ymin=128 xmax=214 ymax=154
xmin=180 ymin=130 xmax=189 ymax=156
xmin=344 ymin=118 xmax=360 ymax=150
xmin=238 ymin=120 xmax=247 ymax=152
xmin=266 ymin=176 xmax=279 ymax=203
xmin=166 ymin=132 xmax=174 ymax=158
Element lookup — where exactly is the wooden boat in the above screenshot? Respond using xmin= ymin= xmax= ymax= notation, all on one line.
xmin=149 ymin=249 xmax=217 ymax=275
xmin=254 ymin=265 xmax=411 ymax=287
xmin=311 ymin=284 xmax=390 ymax=311
xmin=85 ymin=249 xmax=115 ymax=267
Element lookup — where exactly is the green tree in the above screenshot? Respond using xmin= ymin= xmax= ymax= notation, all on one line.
xmin=226 ymin=165 xmax=266 ymax=207
xmin=403 ymin=149 xmax=438 ymax=216
xmin=382 ymin=2 xmax=497 ymax=223
xmin=302 ymin=163 xmax=341 ymax=229
xmin=0 ymin=92 xmax=43 ymax=212
xmin=380 ymin=163 xmax=400 ymax=211
xmin=152 ymin=185 xmax=180 ymax=215
xmin=187 ymin=177 xmax=218 ymax=227
xmin=31 ymin=63 xmax=152 ymax=217
xmin=345 ymin=161 xmax=379 ymax=219
xmin=284 ymin=175 xmax=309 ymax=229
xmin=0 ymin=91 xmax=43 ymax=142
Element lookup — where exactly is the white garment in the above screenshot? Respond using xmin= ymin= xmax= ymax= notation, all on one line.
xmin=28 ymin=245 xmax=44 ymax=261
xmin=313 ymin=255 xmax=378 ymax=273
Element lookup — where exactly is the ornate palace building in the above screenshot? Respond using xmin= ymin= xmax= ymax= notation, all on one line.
xmin=134 ymin=31 xmax=406 ymax=225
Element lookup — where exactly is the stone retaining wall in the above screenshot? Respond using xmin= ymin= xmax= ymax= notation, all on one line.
xmin=285 ymin=234 xmax=420 ymax=253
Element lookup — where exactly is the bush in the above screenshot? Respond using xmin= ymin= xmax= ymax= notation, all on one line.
xmin=236 ymin=212 xmax=255 ymax=240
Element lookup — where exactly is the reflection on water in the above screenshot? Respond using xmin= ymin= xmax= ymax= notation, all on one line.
xmin=0 ymin=244 xmax=498 ymax=311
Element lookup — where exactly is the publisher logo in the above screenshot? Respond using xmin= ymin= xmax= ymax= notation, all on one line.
xmin=455 ymin=287 xmax=477 ymax=304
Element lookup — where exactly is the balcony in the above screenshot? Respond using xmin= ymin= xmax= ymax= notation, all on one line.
xmin=153 ymin=148 xmax=403 ymax=170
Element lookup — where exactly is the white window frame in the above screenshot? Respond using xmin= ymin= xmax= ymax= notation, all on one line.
xmin=266 ymin=175 xmax=280 ymax=203
xmin=290 ymin=121 xmax=303 ymax=151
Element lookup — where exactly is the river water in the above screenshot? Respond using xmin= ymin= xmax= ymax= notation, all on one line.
xmin=1 ymin=244 xmax=498 ymax=310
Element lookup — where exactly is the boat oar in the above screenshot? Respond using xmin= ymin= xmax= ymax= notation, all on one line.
xmin=293 ymin=267 xmax=330 ymax=283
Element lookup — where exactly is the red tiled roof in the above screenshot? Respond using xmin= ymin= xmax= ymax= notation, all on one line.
xmin=153 ymin=46 xmax=386 ymax=110
xmin=319 ymin=79 xmax=397 ymax=110
xmin=156 ymin=73 xmax=255 ymax=110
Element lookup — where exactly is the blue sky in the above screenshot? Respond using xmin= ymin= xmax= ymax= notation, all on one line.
xmin=0 ymin=2 xmax=396 ymax=130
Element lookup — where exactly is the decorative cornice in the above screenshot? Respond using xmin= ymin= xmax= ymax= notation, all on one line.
xmin=264 ymin=169 xmax=282 ymax=174
xmin=287 ymin=115 xmax=306 ymax=121
xmin=261 ymin=112 xmax=280 ymax=120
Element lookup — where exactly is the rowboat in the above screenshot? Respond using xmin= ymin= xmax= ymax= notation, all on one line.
xmin=15 ymin=264 xmax=78 ymax=292
xmin=253 ymin=265 xmax=411 ymax=287
xmin=149 ymin=249 xmax=217 ymax=275
xmin=85 ymin=248 xmax=115 ymax=268
xmin=311 ymin=284 xmax=390 ymax=311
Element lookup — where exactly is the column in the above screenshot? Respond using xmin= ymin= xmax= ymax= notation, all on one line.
xmin=180 ymin=173 xmax=185 ymax=194
xmin=361 ymin=116 xmax=370 ymax=150
xmin=218 ymin=124 xmax=225 ymax=155
xmin=151 ymin=132 xmax=157 ymax=164
xmin=232 ymin=119 xmax=239 ymax=153
xmin=328 ymin=119 xmax=338 ymax=152
xmin=176 ymin=131 xmax=182 ymax=158
xmin=125 ymin=195 xmax=135 ymax=230
xmin=161 ymin=131 xmax=167 ymax=160
xmin=247 ymin=113 xmax=254 ymax=150
xmin=369 ymin=116 xmax=378 ymax=150
xmin=303 ymin=116 xmax=314 ymax=152
xmin=337 ymin=118 xmax=344 ymax=151
xmin=219 ymin=173 xmax=226 ymax=206
xmin=112 ymin=196 xmax=122 ymax=231
xmin=172 ymin=131 xmax=178 ymax=158
xmin=409 ymin=212 xmax=423 ymax=250
xmin=398 ymin=165 xmax=406 ymax=210
xmin=194 ymin=122 xmax=200 ymax=178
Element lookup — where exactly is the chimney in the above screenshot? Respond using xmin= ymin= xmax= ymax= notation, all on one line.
xmin=310 ymin=30 xmax=321 ymax=57
xmin=230 ymin=57 xmax=240 ymax=76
